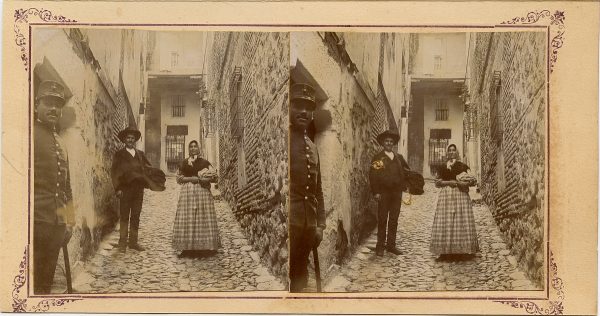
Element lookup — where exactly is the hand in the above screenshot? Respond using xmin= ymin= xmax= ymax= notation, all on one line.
xmin=314 ymin=227 xmax=324 ymax=247
xmin=63 ymin=226 xmax=73 ymax=245
xmin=448 ymin=181 xmax=458 ymax=188
xmin=457 ymin=181 xmax=469 ymax=192
xmin=374 ymin=194 xmax=381 ymax=201
xmin=435 ymin=179 xmax=442 ymax=187
xmin=116 ymin=190 xmax=123 ymax=198
xmin=191 ymin=177 xmax=200 ymax=184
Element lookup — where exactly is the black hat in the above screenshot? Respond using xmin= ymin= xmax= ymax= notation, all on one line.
xmin=376 ymin=129 xmax=400 ymax=145
xmin=118 ymin=126 xmax=141 ymax=142
xmin=36 ymin=80 xmax=66 ymax=105
xmin=290 ymin=83 xmax=316 ymax=108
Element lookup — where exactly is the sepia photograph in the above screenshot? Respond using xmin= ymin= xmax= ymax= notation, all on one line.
xmin=1 ymin=1 xmax=597 ymax=314
xmin=31 ymin=28 xmax=289 ymax=294
xmin=290 ymin=31 xmax=546 ymax=293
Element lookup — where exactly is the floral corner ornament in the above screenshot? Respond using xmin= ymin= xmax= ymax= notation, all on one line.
xmin=14 ymin=8 xmax=77 ymax=71
xmin=12 ymin=247 xmax=81 ymax=312
xmin=494 ymin=251 xmax=565 ymax=315
xmin=372 ymin=160 xmax=385 ymax=170
xmin=501 ymin=9 xmax=565 ymax=73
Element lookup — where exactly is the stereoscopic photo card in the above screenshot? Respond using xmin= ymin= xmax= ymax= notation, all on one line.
xmin=1 ymin=1 xmax=598 ymax=315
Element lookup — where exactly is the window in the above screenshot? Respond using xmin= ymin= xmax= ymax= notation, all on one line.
xmin=171 ymin=95 xmax=185 ymax=117
xmin=170 ymin=51 xmax=179 ymax=68
xmin=165 ymin=125 xmax=188 ymax=173
xmin=229 ymin=67 xmax=246 ymax=187
xmin=428 ymin=129 xmax=451 ymax=176
xmin=435 ymin=98 xmax=449 ymax=121
xmin=230 ymin=67 xmax=243 ymax=138
xmin=489 ymin=71 xmax=503 ymax=142
xmin=434 ymin=55 xmax=442 ymax=71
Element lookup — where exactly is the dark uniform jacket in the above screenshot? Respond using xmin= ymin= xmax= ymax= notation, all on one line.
xmin=369 ymin=151 xmax=409 ymax=194
xmin=289 ymin=129 xmax=326 ymax=229
xmin=111 ymin=148 xmax=151 ymax=192
xmin=34 ymin=120 xmax=75 ymax=226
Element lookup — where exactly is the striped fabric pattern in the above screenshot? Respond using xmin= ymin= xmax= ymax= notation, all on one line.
xmin=172 ymin=182 xmax=221 ymax=251
xmin=430 ymin=186 xmax=479 ymax=255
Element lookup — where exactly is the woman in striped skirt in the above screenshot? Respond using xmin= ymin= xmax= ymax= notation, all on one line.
xmin=172 ymin=140 xmax=220 ymax=258
xmin=430 ymin=144 xmax=479 ymax=261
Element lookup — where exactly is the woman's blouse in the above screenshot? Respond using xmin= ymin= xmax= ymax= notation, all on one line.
xmin=437 ymin=161 xmax=469 ymax=181
xmin=178 ymin=157 xmax=212 ymax=188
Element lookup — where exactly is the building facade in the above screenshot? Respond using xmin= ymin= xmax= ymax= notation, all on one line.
xmin=31 ymin=28 xmax=148 ymax=270
xmin=407 ymin=33 xmax=469 ymax=179
xmin=291 ymin=32 xmax=411 ymax=278
xmin=204 ymin=32 xmax=290 ymax=283
xmin=143 ymin=32 xmax=207 ymax=173
xmin=465 ymin=32 xmax=546 ymax=286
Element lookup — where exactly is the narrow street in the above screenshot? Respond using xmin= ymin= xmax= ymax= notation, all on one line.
xmin=72 ymin=177 xmax=284 ymax=293
xmin=323 ymin=181 xmax=539 ymax=292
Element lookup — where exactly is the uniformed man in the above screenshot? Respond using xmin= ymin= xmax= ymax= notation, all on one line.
xmin=33 ymin=80 xmax=75 ymax=294
xmin=369 ymin=129 xmax=410 ymax=256
xmin=288 ymin=83 xmax=326 ymax=292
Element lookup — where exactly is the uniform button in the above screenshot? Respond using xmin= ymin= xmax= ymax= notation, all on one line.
xmin=58 ymin=172 xmax=61 ymax=175
xmin=56 ymin=151 xmax=60 ymax=155
xmin=304 ymin=196 xmax=308 ymax=200
xmin=55 ymin=193 xmax=59 ymax=197
xmin=305 ymin=154 xmax=309 ymax=158
xmin=308 ymin=175 xmax=311 ymax=178
xmin=305 ymin=147 xmax=309 ymax=150
xmin=57 ymin=162 xmax=61 ymax=166
xmin=306 ymin=186 xmax=309 ymax=190
xmin=307 ymin=165 xmax=311 ymax=169
xmin=57 ymin=183 xmax=60 ymax=187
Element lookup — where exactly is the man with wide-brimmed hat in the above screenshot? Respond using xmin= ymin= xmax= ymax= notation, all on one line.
xmin=111 ymin=126 xmax=152 ymax=253
xmin=369 ymin=129 xmax=410 ymax=256
xmin=288 ymin=83 xmax=326 ymax=292
xmin=33 ymin=80 xmax=75 ymax=294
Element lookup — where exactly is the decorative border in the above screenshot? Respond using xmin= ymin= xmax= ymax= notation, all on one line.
xmin=494 ymin=251 xmax=564 ymax=315
xmin=501 ymin=10 xmax=565 ymax=73
xmin=14 ymin=8 xmax=77 ymax=71
xmin=12 ymin=247 xmax=81 ymax=313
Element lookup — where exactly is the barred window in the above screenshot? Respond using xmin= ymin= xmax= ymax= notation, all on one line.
xmin=171 ymin=51 xmax=179 ymax=68
xmin=230 ymin=67 xmax=243 ymax=138
xmin=490 ymin=71 xmax=503 ymax=142
xmin=434 ymin=55 xmax=442 ymax=71
xmin=171 ymin=95 xmax=185 ymax=117
xmin=435 ymin=98 xmax=448 ymax=121
xmin=165 ymin=125 xmax=187 ymax=173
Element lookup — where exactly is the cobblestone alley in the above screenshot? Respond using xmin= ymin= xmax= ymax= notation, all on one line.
xmin=323 ymin=181 xmax=540 ymax=292
xmin=71 ymin=177 xmax=284 ymax=293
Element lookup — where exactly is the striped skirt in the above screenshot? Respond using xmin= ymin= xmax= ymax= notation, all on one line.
xmin=430 ymin=186 xmax=479 ymax=255
xmin=172 ymin=182 xmax=221 ymax=251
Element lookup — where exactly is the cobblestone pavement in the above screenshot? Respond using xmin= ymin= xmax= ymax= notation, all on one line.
xmin=323 ymin=181 xmax=540 ymax=292
xmin=72 ymin=177 xmax=284 ymax=293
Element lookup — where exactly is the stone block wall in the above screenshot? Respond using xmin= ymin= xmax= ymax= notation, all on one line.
xmin=291 ymin=32 xmax=408 ymax=278
xmin=206 ymin=32 xmax=290 ymax=283
xmin=31 ymin=28 xmax=147 ymax=270
xmin=467 ymin=32 xmax=546 ymax=286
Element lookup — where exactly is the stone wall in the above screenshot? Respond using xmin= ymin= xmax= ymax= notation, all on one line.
xmin=206 ymin=32 xmax=290 ymax=283
xmin=290 ymin=32 xmax=409 ymax=279
xmin=466 ymin=32 xmax=546 ymax=286
xmin=31 ymin=28 xmax=147 ymax=272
